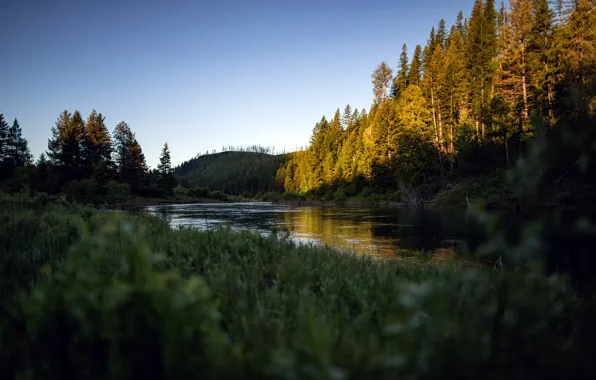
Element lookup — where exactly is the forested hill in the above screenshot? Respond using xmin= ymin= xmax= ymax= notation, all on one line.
xmin=174 ymin=151 xmax=291 ymax=196
xmin=276 ymin=0 xmax=596 ymax=208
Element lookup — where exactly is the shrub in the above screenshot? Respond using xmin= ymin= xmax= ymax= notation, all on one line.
xmin=104 ymin=181 xmax=130 ymax=204
xmin=0 ymin=217 xmax=238 ymax=379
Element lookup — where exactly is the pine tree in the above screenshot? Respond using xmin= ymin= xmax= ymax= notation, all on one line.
xmin=528 ymin=0 xmax=555 ymax=121
xmin=391 ymin=43 xmax=409 ymax=99
xmin=83 ymin=110 xmax=114 ymax=173
xmin=558 ymin=0 xmax=596 ymax=85
xmin=113 ymin=121 xmax=148 ymax=192
xmin=456 ymin=10 xmax=466 ymax=37
xmin=437 ymin=19 xmax=447 ymax=49
xmin=157 ymin=142 xmax=176 ymax=193
xmin=466 ymin=0 xmax=498 ymax=139
xmin=371 ymin=61 xmax=393 ymax=103
xmin=408 ymin=45 xmax=423 ymax=87
xmin=7 ymin=119 xmax=32 ymax=168
xmin=444 ymin=29 xmax=468 ymax=168
xmin=0 ymin=112 xmax=9 ymax=164
xmin=47 ymin=110 xmax=86 ymax=181
xmin=342 ymin=105 xmax=352 ymax=129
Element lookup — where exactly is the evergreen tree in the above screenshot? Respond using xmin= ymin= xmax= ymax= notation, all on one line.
xmin=437 ymin=19 xmax=447 ymax=49
xmin=7 ymin=119 xmax=32 ymax=168
xmin=408 ymin=45 xmax=423 ymax=87
xmin=528 ymin=0 xmax=555 ymax=121
xmin=83 ymin=110 xmax=113 ymax=173
xmin=113 ymin=121 xmax=147 ymax=192
xmin=444 ymin=29 xmax=468 ymax=166
xmin=466 ymin=0 xmax=498 ymax=139
xmin=499 ymin=0 xmax=535 ymax=126
xmin=47 ymin=110 xmax=86 ymax=181
xmin=342 ymin=105 xmax=352 ymax=129
xmin=391 ymin=44 xmax=409 ymax=99
xmin=558 ymin=0 xmax=596 ymax=85
xmin=371 ymin=61 xmax=393 ymax=103
xmin=456 ymin=10 xmax=466 ymax=37
xmin=0 ymin=112 xmax=9 ymax=168
xmin=157 ymin=142 xmax=176 ymax=193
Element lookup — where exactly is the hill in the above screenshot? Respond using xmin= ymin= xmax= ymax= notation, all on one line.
xmin=174 ymin=151 xmax=291 ymax=196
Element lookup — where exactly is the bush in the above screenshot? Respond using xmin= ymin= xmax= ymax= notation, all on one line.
xmin=63 ymin=179 xmax=98 ymax=203
xmin=0 ymin=218 xmax=238 ymax=379
xmin=104 ymin=181 xmax=130 ymax=204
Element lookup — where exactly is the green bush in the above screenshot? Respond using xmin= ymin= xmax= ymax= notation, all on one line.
xmin=0 ymin=195 xmax=594 ymax=378
xmin=104 ymin=181 xmax=131 ymax=204
xmin=1 ymin=218 xmax=237 ymax=379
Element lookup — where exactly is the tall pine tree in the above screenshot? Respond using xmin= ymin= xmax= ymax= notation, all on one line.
xmin=157 ymin=142 xmax=176 ymax=193
xmin=113 ymin=121 xmax=148 ymax=192
xmin=408 ymin=45 xmax=423 ymax=87
xmin=391 ymin=44 xmax=409 ymax=99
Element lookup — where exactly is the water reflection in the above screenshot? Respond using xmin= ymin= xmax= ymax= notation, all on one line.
xmin=144 ymin=202 xmax=469 ymax=257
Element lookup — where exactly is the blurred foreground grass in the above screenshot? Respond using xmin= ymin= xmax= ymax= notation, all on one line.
xmin=0 ymin=193 xmax=594 ymax=379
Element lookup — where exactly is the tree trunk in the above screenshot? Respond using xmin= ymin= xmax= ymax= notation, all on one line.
xmin=431 ymin=89 xmax=440 ymax=146
xmin=505 ymin=131 xmax=509 ymax=165
xmin=522 ymin=48 xmax=529 ymax=122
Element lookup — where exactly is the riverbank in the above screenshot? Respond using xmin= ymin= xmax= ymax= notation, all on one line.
xmin=1 ymin=194 xmax=593 ymax=378
xmin=272 ymin=198 xmax=405 ymax=208
xmin=102 ymin=194 xmax=251 ymax=209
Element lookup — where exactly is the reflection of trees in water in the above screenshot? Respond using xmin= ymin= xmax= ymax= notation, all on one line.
xmin=281 ymin=207 xmax=459 ymax=257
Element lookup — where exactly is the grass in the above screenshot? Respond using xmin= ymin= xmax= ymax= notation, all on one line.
xmin=0 ymin=193 xmax=594 ymax=379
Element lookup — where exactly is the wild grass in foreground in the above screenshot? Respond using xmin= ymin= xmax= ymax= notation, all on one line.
xmin=0 ymin=194 xmax=594 ymax=379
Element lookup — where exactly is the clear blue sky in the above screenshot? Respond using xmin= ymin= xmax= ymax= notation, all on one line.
xmin=0 ymin=0 xmax=472 ymax=168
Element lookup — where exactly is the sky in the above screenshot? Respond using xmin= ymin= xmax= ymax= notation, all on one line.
xmin=0 ymin=0 xmax=473 ymax=168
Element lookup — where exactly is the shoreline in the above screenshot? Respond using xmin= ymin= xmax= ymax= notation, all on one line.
xmin=272 ymin=199 xmax=409 ymax=208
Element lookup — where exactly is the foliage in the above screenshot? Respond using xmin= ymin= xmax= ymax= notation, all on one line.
xmin=276 ymin=0 xmax=596 ymax=208
xmin=175 ymin=151 xmax=290 ymax=197
xmin=0 ymin=195 xmax=594 ymax=378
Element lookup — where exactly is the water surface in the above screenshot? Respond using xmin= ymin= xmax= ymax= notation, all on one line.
xmin=145 ymin=202 xmax=473 ymax=258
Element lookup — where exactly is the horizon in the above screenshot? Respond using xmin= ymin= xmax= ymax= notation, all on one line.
xmin=1 ymin=0 xmax=472 ymax=168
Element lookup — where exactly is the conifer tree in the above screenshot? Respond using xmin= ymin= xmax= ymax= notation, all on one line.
xmin=558 ymin=0 xmax=596 ymax=85
xmin=466 ymin=0 xmax=498 ymax=139
xmin=113 ymin=121 xmax=148 ymax=191
xmin=0 ymin=112 xmax=9 ymax=164
xmin=7 ymin=119 xmax=32 ymax=168
xmin=437 ymin=19 xmax=447 ymax=49
xmin=456 ymin=10 xmax=466 ymax=37
xmin=408 ymin=45 xmax=423 ymax=87
xmin=157 ymin=142 xmax=176 ymax=193
xmin=500 ymin=0 xmax=534 ymax=126
xmin=528 ymin=0 xmax=555 ymax=121
xmin=391 ymin=44 xmax=409 ymax=99
xmin=342 ymin=105 xmax=352 ymax=129
xmin=47 ymin=110 xmax=86 ymax=181
xmin=444 ymin=29 xmax=468 ymax=166
xmin=371 ymin=61 xmax=393 ymax=103
xmin=83 ymin=110 xmax=113 ymax=173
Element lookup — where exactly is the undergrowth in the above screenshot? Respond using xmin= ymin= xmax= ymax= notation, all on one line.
xmin=0 ymin=193 xmax=593 ymax=379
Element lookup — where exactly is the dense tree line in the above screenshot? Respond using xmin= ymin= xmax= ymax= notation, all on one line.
xmin=0 ymin=114 xmax=33 ymax=180
xmin=175 ymin=151 xmax=290 ymax=196
xmin=0 ymin=109 xmax=178 ymax=202
xmin=278 ymin=0 xmax=596 ymax=202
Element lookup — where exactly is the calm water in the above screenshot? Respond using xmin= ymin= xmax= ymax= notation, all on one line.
xmin=145 ymin=202 xmax=479 ymax=258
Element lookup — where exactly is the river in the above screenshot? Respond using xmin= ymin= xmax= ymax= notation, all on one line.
xmin=144 ymin=202 xmax=482 ymax=259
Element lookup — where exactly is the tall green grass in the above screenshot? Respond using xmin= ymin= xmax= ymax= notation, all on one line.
xmin=0 ymin=194 xmax=593 ymax=379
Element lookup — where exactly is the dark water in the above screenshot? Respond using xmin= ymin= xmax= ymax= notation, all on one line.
xmin=145 ymin=202 xmax=478 ymax=258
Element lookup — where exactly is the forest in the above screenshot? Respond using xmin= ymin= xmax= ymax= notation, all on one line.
xmin=277 ymin=0 xmax=596 ymax=208
xmin=0 ymin=109 xmax=236 ymax=204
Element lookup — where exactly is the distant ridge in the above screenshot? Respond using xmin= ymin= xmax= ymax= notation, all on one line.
xmin=174 ymin=151 xmax=292 ymax=196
